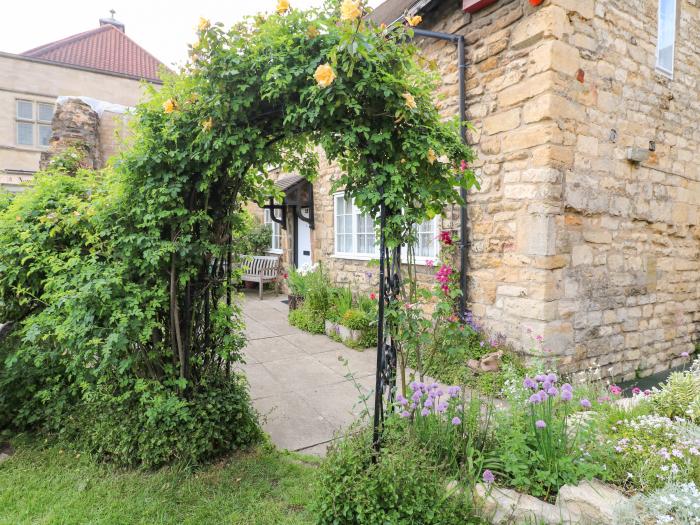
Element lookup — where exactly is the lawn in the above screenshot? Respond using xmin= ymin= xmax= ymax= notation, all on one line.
xmin=0 ymin=437 xmax=318 ymax=525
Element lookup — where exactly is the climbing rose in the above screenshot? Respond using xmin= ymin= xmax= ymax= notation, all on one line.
xmin=314 ymin=64 xmax=336 ymax=87
xmin=406 ymin=15 xmax=422 ymax=26
xmin=438 ymin=230 xmax=453 ymax=245
xmin=162 ymin=99 xmax=177 ymax=113
xmin=340 ymin=0 xmax=362 ymax=20
xmin=201 ymin=118 xmax=213 ymax=132
xmin=370 ymin=293 xmax=376 ymax=300
xmin=402 ymin=92 xmax=417 ymax=109
xmin=276 ymin=0 xmax=290 ymax=14
xmin=460 ymin=159 xmax=467 ymax=171
xmin=198 ymin=18 xmax=210 ymax=31
xmin=427 ymin=148 xmax=437 ymax=164
xmin=307 ymin=25 xmax=319 ymax=38
xmin=482 ymin=469 xmax=495 ymax=484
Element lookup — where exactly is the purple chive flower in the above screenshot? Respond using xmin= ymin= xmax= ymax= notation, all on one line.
xmin=396 ymin=394 xmax=408 ymax=406
xmin=409 ymin=402 xmax=416 ymax=410
xmin=561 ymin=383 xmax=573 ymax=392
xmin=547 ymin=372 xmax=557 ymax=383
xmin=681 ymin=352 xmax=690 ymax=358
xmin=424 ymin=398 xmax=434 ymax=408
xmin=411 ymin=391 xmax=422 ymax=402
xmin=580 ymin=398 xmax=592 ymax=409
xmin=561 ymin=389 xmax=572 ymax=401
xmin=437 ymin=402 xmax=448 ymax=413
xmin=528 ymin=394 xmax=541 ymax=405
xmin=421 ymin=407 xmax=430 ymax=417
xmin=400 ymin=410 xmax=410 ymax=418
xmin=409 ymin=381 xmax=419 ymax=391
xmin=542 ymin=381 xmax=552 ymax=391
xmin=451 ymin=416 xmax=461 ymax=425
xmin=436 ymin=389 xmax=444 ymax=397
xmin=547 ymin=387 xmax=558 ymax=397
xmin=483 ymin=470 xmax=495 ymax=484
xmin=448 ymin=386 xmax=461 ymax=398
xmin=535 ymin=420 xmax=546 ymax=429
xmin=535 ymin=374 xmax=547 ymax=383
xmin=480 ymin=341 xmax=485 ymax=347
xmin=429 ymin=383 xmax=439 ymax=390
xmin=538 ymin=390 xmax=548 ymax=402
xmin=523 ymin=377 xmax=537 ymax=389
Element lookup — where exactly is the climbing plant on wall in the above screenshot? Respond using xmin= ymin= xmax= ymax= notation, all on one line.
xmin=0 ymin=0 xmax=476 ymax=466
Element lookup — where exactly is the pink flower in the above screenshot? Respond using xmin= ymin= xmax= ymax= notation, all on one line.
xmin=609 ymin=385 xmax=622 ymax=396
xmin=482 ymin=469 xmax=495 ymax=484
xmin=632 ymin=387 xmax=641 ymax=396
xmin=681 ymin=351 xmax=690 ymax=358
xmin=460 ymin=160 xmax=468 ymax=171
xmin=438 ymin=230 xmax=453 ymax=245
xmin=370 ymin=293 xmax=376 ymax=300
xmin=643 ymin=389 xmax=651 ymax=397
xmin=426 ymin=259 xmax=434 ymax=267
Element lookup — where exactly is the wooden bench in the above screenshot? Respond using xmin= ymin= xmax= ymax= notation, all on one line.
xmin=240 ymin=255 xmax=281 ymax=300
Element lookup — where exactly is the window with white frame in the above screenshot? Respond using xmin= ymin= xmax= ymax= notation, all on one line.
xmin=333 ymin=192 xmax=438 ymax=263
xmin=16 ymin=100 xmax=54 ymax=148
xmin=656 ymin=0 xmax=677 ymax=77
xmin=263 ymin=208 xmax=282 ymax=253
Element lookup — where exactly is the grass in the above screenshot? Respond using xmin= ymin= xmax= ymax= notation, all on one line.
xmin=0 ymin=437 xmax=319 ymax=525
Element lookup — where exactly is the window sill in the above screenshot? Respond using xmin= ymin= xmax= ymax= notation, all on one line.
xmin=655 ymin=67 xmax=673 ymax=80
xmin=332 ymin=254 xmax=438 ymax=267
xmin=267 ymin=249 xmax=283 ymax=255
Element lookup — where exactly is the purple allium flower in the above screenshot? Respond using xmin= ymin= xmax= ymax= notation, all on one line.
xmin=424 ymin=398 xmax=434 ymax=408
xmin=523 ymin=377 xmax=537 ymax=389
xmin=538 ymin=390 xmax=548 ymax=402
xmin=528 ymin=394 xmax=541 ymax=405
xmin=535 ymin=420 xmax=546 ymax=429
xmin=421 ymin=407 xmax=430 ymax=417
xmin=561 ymin=389 xmax=572 ymax=401
xmin=561 ymin=383 xmax=573 ymax=392
xmin=451 ymin=416 xmax=461 ymax=425
xmin=437 ymin=402 xmax=448 ymax=413
xmin=542 ymin=381 xmax=552 ymax=391
xmin=681 ymin=351 xmax=690 ymax=358
xmin=580 ymin=398 xmax=592 ymax=409
xmin=436 ymin=389 xmax=444 ymax=397
xmin=535 ymin=374 xmax=547 ymax=383
xmin=409 ymin=381 xmax=419 ymax=391
xmin=396 ymin=394 xmax=408 ymax=406
xmin=411 ymin=391 xmax=422 ymax=402
xmin=448 ymin=386 xmax=461 ymax=398
xmin=482 ymin=469 xmax=495 ymax=484
xmin=480 ymin=341 xmax=485 ymax=348
xmin=547 ymin=387 xmax=558 ymax=397
xmin=429 ymin=383 xmax=439 ymax=390
xmin=400 ymin=410 xmax=410 ymax=418
xmin=547 ymin=372 xmax=557 ymax=383
xmin=409 ymin=402 xmax=416 ymax=410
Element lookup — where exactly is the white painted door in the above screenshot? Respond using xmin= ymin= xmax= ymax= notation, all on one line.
xmin=297 ymin=216 xmax=312 ymax=267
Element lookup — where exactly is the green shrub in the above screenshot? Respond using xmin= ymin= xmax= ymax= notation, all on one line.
xmin=314 ymin=428 xmax=479 ymax=525
xmin=232 ymin=210 xmax=273 ymax=257
xmin=327 ymin=287 xmax=353 ymax=323
xmin=341 ymin=308 xmax=370 ymax=330
xmin=69 ymin=372 xmax=260 ymax=468
xmin=289 ymin=305 xmax=325 ymax=334
xmin=651 ymin=371 xmax=700 ymax=422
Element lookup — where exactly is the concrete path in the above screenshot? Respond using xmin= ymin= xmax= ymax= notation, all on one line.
xmin=238 ymin=292 xmax=377 ymax=456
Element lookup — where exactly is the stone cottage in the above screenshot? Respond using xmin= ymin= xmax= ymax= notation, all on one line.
xmin=254 ymin=0 xmax=699 ymax=380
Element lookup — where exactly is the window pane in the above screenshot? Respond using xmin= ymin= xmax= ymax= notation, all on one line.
xmin=414 ymin=219 xmax=437 ymax=258
xmin=16 ymin=100 xmax=33 ymax=120
xmin=38 ymin=103 xmax=54 ymax=123
xmin=17 ymin=122 xmax=34 ymax=145
xmin=38 ymin=124 xmax=52 ymax=146
xmin=657 ymin=0 xmax=676 ymax=73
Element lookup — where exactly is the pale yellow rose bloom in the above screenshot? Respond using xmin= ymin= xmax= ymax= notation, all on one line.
xmin=277 ymin=0 xmax=290 ymax=14
xmin=407 ymin=15 xmax=422 ymax=27
xmin=340 ymin=0 xmax=362 ymax=21
xmin=428 ymin=148 xmax=437 ymax=164
xmin=314 ymin=63 xmax=337 ymax=88
xmin=198 ymin=17 xmax=210 ymax=32
xmin=402 ymin=92 xmax=417 ymax=110
xmin=163 ymin=99 xmax=178 ymax=113
xmin=202 ymin=118 xmax=213 ymax=132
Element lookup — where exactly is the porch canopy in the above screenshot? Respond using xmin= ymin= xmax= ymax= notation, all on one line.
xmin=264 ymin=174 xmax=314 ymax=230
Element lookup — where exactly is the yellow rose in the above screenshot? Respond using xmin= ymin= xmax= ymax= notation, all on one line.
xmin=407 ymin=15 xmax=422 ymax=27
xmin=307 ymin=25 xmax=319 ymax=38
xmin=276 ymin=0 xmax=290 ymax=14
xmin=402 ymin=92 xmax=417 ymax=110
xmin=427 ymin=148 xmax=437 ymax=164
xmin=340 ymin=0 xmax=362 ymax=21
xmin=163 ymin=99 xmax=177 ymax=113
xmin=198 ymin=17 xmax=210 ymax=32
xmin=314 ymin=63 xmax=336 ymax=88
xmin=201 ymin=118 xmax=213 ymax=132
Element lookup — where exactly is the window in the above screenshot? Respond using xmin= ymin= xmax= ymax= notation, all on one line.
xmin=16 ymin=100 xmax=54 ymax=148
xmin=263 ymin=208 xmax=282 ymax=253
xmin=333 ymin=192 xmax=438 ymax=263
xmin=656 ymin=0 xmax=677 ymax=77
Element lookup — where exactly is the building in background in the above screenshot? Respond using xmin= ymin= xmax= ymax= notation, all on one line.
xmin=0 ymin=12 xmax=164 ymax=191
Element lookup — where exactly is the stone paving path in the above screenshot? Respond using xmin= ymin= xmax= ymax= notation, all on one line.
xmin=239 ymin=292 xmax=376 ymax=456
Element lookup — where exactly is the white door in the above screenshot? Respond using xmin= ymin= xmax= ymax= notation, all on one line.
xmin=297 ymin=215 xmax=312 ymax=267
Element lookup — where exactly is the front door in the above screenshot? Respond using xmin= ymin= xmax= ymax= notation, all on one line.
xmin=296 ymin=212 xmax=312 ymax=267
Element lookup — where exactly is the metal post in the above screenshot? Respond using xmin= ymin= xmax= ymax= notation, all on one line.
xmin=372 ymin=197 xmax=387 ymax=456
xmin=457 ymin=35 xmax=468 ymax=317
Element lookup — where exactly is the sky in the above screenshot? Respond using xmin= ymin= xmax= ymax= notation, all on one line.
xmin=0 ymin=0 xmax=384 ymax=69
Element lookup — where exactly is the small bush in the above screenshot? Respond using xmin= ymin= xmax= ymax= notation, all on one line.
xmin=67 ymin=372 xmax=260 ymax=468
xmin=314 ymin=428 xmax=479 ymax=525
xmin=651 ymin=371 xmax=700 ymax=422
xmin=289 ymin=305 xmax=325 ymax=334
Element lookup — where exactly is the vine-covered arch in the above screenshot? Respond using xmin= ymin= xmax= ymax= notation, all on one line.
xmin=0 ymin=1 xmax=475 ymax=464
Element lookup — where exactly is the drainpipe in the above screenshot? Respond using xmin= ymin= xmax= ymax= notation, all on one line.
xmin=412 ymin=28 xmax=469 ymax=315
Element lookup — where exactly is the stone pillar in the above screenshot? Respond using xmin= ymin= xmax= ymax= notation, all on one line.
xmin=40 ymin=98 xmax=102 ymax=170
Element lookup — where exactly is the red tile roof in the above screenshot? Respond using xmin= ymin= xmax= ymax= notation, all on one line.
xmin=21 ymin=24 xmax=164 ymax=82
